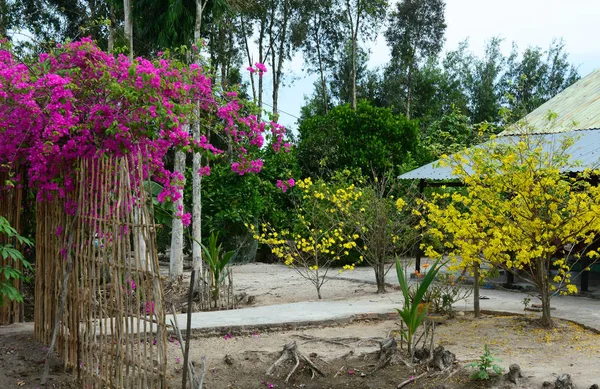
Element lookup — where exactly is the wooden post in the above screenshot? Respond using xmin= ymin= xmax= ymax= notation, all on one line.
xmin=415 ymin=179 xmax=426 ymax=273
xmin=473 ymin=263 xmax=480 ymax=318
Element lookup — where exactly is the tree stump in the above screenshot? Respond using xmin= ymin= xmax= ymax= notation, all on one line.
xmin=431 ymin=346 xmax=454 ymax=371
xmin=266 ymin=341 xmax=325 ymax=382
xmin=507 ymin=364 xmax=522 ymax=384
xmin=371 ymin=337 xmax=406 ymax=373
xmin=555 ymin=374 xmax=574 ymax=389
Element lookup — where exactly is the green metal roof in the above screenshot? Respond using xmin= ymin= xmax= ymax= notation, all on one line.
xmin=501 ymin=68 xmax=600 ymax=135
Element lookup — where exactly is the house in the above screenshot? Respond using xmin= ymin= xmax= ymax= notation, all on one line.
xmin=398 ymin=68 xmax=600 ymax=292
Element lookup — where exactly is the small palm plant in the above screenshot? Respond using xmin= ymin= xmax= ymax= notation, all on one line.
xmin=200 ymin=233 xmax=235 ymax=307
xmin=395 ymin=257 xmax=444 ymax=357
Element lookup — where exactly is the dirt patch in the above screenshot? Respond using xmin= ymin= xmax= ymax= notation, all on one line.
xmin=0 ymin=333 xmax=78 ymax=389
xmin=165 ymin=315 xmax=600 ymax=389
xmin=232 ymin=263 xmax=378 ymax=306
xmin=161 ymin=262 xmax=379 ymax=313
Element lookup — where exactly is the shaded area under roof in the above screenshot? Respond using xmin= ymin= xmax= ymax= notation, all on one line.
xmin=398 ymin=129 xmax=600 ymax=181
xmin=501 ymin=68 xmax=600 ymax=135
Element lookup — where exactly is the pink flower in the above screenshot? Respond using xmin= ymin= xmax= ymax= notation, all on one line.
xmin=246 ymin=66 xmax=255 ymax=74
xmin=287 ymin=178 xmax=295 ymax=187
xmin=55 ymin=226 xmax=63 ymax=236
xmin=179 ymin=212 xmax=191 ymax=227
xmin=198 ymin=165 xmax=211 ymax=176
xmin=255 ymin=62 xmax=267 ymax=73
xmin=145 ymin=301 xmax=155 ymax=315
xmin=175 ymin=357 xmax=181 ymax=364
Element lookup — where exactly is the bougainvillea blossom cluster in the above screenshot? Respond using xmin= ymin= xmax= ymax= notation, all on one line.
xmin=0 ymin=39 xmax=291 ymax=214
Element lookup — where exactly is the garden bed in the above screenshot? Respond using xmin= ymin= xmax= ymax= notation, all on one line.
xmin=163 ymin=314 xmax=600 ymax=389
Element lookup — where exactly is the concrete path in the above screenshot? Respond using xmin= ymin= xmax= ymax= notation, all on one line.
xmin=168 ymin=274 xmax=600 ymax=332
xmin=2 ymin=270 xmax=599 ymax=336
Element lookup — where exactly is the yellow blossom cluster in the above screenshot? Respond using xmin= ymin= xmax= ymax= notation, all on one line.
xmin=251 ymin=177 xmax=363 ymax=299
xmin=420 ymin=135 xmax=600 ymax=324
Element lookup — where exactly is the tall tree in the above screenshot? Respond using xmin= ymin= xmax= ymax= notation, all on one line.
xmin=330 ymin=42 xmax=369 ymax=105
xmin=239 ymin=0 xmax=272 ymax=114
xmin=291 ymin=0 xmax=339 ymax=114
xmin=469 ymin=37 xmax=505 ymax=124
xmin=267 ymin=0 xmax=294 ymax=120
xmin=0 ymin=0 xmax=7 ymax=37
xmin=385 ymin=0 xmax=446 ymax=119
xmin=123 ymin=0 xmax=133 ymax=56
xmin=18 ymin=0 xmax=113 ymax=50
xmin=297 ymin=101 xmax=419 ymax=178
xmin=339 ymin=0 xmax=387 ymax=109
xmin=502 ymin=39 xmax=579 ymax=121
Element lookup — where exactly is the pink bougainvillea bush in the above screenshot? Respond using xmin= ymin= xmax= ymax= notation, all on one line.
xmin=0 ymin=38 xmax=289 ymax=216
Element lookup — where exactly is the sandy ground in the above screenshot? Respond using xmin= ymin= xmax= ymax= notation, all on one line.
xmin=2 ymin=262 xmax=599 ymax=388
xmin=231 ymin=262 xmax=380 ymax=306
xmin=160 ymin=263 xmax=600 ymax=388
xmin=165 ymin=315 xmax=600 ymax=389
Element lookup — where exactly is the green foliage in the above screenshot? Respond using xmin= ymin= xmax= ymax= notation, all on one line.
xmin=0 ymin=216 xmax=33 ymax=306
xmin=200 ymin=232 xmax=235 ymax=305
xmin=297 ymin=101 xmax=419 ymax=178
xmin=502 ymin=39 xmax=580 ymax=122
xmin=426 ymin=272 xmax=472 ymax=315
xmin=384 ymin=0 xmax=446 ymax=119
xmin=421 ymin=107 xmax=493 ymax=161
xmin=348 ymin=173 xmax=419 ymax=292
xmin=395 ymin=257 xmax=443 ymax=355
xmin=467 ymin=344 xmax=504 ymax=380
xmin=193 ymin=142 xmax=299 ymax=259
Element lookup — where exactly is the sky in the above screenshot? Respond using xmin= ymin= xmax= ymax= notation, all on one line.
xmin=248 ymin=0 xmax=600 ymax=132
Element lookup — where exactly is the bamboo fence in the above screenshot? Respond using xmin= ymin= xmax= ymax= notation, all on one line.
xmin=196 ymin=267 xmax=236 ymax=311
xmin=34 ymin=155 xmax=168 ymax=388
xmin=0 ymin=170 xmax=24 ymax=324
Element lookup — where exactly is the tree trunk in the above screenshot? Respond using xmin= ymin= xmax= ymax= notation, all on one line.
xmin=169 ymin=151 xmax=186 ymax=282
xmin=473 ymin=263 xmax=480 ymax=318
xmin=351 ymin=35 xmax=357 ymax=110
xmin=123 ymin=0 xmax=133 ymax=59
xmin=272 ymin=0 xmax=290 ymax=122
xmin=315 ymin=276 xmax=322 ymax=299
xmin=89 ymin=0 xmax=97 ymax=41
xmin=406 ymin=63 xmax=413 ymax=120
xmin=350 ymin=4 xmax=361 ymax=110
xmin=375 ymin=262 xmax=386 ymax=293
xmin=108 ymin=3 xmax=115 ymax=52
xmin=314 ymin=23 xmax=328 ymax=114
xmin=191 ymin=0 xmax=206 ymax=288
xmin=539 ymin=259 xmax=553 ymax=327
xmin=240 ymin=16 xmax=256 ymax=102
xmin=192 ymin=127 xmax=202 ymax=283
xmin=0 ymin=0 xmax=6 ymax=38
xmin=258 ymin=20 xmax=266 ymax=116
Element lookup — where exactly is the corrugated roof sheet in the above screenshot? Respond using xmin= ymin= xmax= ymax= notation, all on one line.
xmin=501 ymin=68 xmax=600 ymax=135
xmin=398 ymin=129 xmax=600 ymax=181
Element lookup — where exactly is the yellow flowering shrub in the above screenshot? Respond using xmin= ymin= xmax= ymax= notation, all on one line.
xmin=252 ymin=176 xmax=362 ymax=299
xmin=421 ymin=133 xmax=600 ymax=327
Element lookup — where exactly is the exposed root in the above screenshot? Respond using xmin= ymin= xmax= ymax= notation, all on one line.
xmin=370 ymin=338 xmax=413 ymax=373
xmin=397 ymin=371 xmax=428 ymax=388
xmin=266 ymin=341 xmax=325 ymax=382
